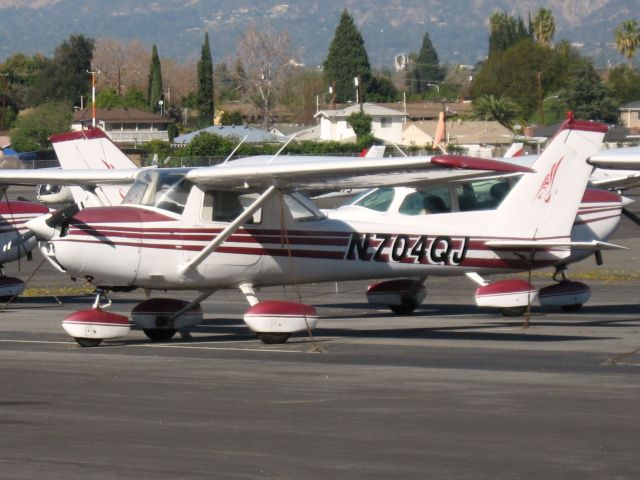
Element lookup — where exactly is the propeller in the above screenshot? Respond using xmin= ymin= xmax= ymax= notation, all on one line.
xmin=45 ymin=202 xmax=81 ymax=228
xmin=26 ymin=202 xmax=82 ymax=241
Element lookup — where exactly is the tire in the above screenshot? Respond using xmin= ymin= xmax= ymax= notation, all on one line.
xmin=561 ymin=304 xmax=583 ymax=312
xmin=500 ymin=306 xmax=527 ymax=317
xmin=257 ymin=333 xmax=291 ymax=344
xmin=389 ymin=301 xmax=418 ymax=315
xmin=75 ymin=337 xmax=103 ymax=347
xmin=143 ymin=328 xmax=177 ymax=342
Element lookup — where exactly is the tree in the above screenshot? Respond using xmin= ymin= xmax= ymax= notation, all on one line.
xmin=197 ymin=33 xmax=214 ymax=126
xmin=488 ymin=11 xmax=531 ymax=57
xmin=532 ymin=8 xmax=556 ymax=47
xmin=280 ymin=68 xmax=325 ymax=123
xmin=147 ymin=44 xmax=163 ymax=113
xmin=323 ymin=10 xmax=372 ymax=103
xmin=93 ymin=39 xmax=150 ymax=94
xmin=0 ymin=53 xmax=50 ymax=109
xmin=406 ymin=32 xmax=445 ymax=95
xmin=472 ymin=94 xmax=520 ymax=129
xmin=347 ymin=111 xmax=372 ymax=140
xmin=615 ymin=19 xmax=640 ymax=67
xmin=563 ymin=62 xmax=618 ymax=123
xmin=45 ymin=34 xmax=95 ymax=106
xmin=219 ymin=110 xmax=244 ymax=125
xmin=10 ymin=102 xmax=71 ymax=151
xmin=236 ymin=24 xmax=293 ymax=128
xmin=607 ymin=65 xmax=640 ymax=104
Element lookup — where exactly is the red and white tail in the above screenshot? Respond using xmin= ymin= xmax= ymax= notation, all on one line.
xmin=49 ymin=128 xmax=137 ymax=206
xmin=494 ymin=115 xmax=607 ymax=241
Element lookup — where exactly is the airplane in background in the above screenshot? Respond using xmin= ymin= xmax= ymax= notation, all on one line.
xmin=0 ymin=114 xmax=619 ymax=348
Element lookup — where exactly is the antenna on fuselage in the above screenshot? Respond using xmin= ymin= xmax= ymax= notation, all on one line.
xmin=267 ymin=133 xmax=298 ymax=164
xmin=222 ymin=135 xmax=248 ymax=164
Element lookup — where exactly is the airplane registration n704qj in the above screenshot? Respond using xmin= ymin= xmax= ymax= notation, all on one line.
xmin=0 ymin=115 xmax=623 ymax=346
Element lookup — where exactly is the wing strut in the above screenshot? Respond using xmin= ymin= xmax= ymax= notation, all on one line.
xmin=178 ymin=185 xmax=279 ymax=276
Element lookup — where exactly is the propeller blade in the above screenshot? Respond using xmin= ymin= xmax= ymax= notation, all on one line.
xmin=45 ymin=203 xmax=80 ymax=228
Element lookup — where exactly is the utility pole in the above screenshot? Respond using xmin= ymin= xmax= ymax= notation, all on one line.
xmin=0 ymin=73 xmax=8 ymax=131
xmin=87 ymin=68 xmax=100 ymax=128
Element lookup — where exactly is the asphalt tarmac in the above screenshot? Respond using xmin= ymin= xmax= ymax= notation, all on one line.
xmin=0 ymin=188 xmax=639 ymax=479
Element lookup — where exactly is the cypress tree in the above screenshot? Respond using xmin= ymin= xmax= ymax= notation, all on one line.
xmin=147 ymin=44 xmax=163 ymax=113
xmin=407 ymin=32 xmax=445 ymax=95
xmin=197 ymin=32 xmax=214 ymax=125
xmin=323 ymin=9 xmax=372 ymax=103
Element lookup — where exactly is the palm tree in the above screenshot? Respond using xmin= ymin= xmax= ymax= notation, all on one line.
xmin=472 ymin=94 xmax=520 ymax=130
xmin=533 ymin=8 xmax=555 ymax=47
xmin=615 ymin=19 xmax=640 ymax=67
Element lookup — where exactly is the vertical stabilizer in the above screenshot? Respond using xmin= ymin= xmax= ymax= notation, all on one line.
xmin=49 ymin=128 xmax=137 ymax=206
xmin=494 ymin=114 xmax=607 ymax=240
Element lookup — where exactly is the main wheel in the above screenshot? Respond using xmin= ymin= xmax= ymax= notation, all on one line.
xmin=561 ymin=304 xmax=583 ymax=312
xmin=257 ymin=333 xmax=291 ymax=344
xmin=500 ymin=306 xmax=527 ymax=317
xmin=389 ymin=301 xmax=418 ymax=315
xmin=143 ymin=328 xmax=177 ymax=342
xmin=75 ymin=337 xmax=103 ymax=347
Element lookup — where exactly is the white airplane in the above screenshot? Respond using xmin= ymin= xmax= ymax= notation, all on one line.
xmin=0 ymin=114 xmax=620 ymax=348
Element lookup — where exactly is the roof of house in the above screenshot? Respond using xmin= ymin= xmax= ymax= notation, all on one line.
xmin=620 ymin=101 xmax=640 ymax=110
xmin=410 ymin=120 xmax=514 ymax=144
xmin=173 ymin=125 xmax=287 ymax=145
xmin=72 ymin=107 xmax=172 ymax=124
xmin=315 ymin=103 xmax=406 ymax=119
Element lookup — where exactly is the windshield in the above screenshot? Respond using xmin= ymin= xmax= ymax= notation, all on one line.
xmin=122 ymin=169 xmax=192 ymax=214
xmin=351 ymin=187 xmax=395 ymax=212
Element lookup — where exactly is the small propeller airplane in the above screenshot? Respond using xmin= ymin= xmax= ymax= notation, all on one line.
xmin=0 ymin=114 xmax=624 ymax=347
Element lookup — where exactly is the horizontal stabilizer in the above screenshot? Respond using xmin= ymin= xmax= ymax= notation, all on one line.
xmin=485 ymin=239 xmax=626 ymax=251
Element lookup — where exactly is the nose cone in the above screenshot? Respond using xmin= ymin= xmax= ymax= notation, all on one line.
xmin=25 ymin=214 xmax=58 ymax=241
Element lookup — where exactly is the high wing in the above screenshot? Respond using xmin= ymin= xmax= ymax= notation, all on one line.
xmin=589 ymin=146 xmax=640 ymax=169
xmin=185 ymin=154 xmax=533 ymax=191
xmin=0 ymin=168 xmax=141 ymax=187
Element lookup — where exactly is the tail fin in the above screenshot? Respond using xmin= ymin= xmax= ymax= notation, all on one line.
xmin=49 ymin=128 xmax=137 ymax=206
xmin=494 ymin=115 xmax=607 ymax=241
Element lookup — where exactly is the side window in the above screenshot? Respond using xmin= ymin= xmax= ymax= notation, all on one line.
xmin=201 ymin=190 xmax=262 ymax=224
xmin=399 ymin=187 xmax=451 ymax=215
xmin=456 ymin=179 xmax=511 ymax=211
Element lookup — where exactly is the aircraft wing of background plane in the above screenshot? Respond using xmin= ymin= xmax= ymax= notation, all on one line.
xmin=589 ymin=146 xmax=640 ymax=169
xmin=186 ymin=154 xmax=533 ymax=191
xmin=0 ymin=168 xmax=140 ymax=187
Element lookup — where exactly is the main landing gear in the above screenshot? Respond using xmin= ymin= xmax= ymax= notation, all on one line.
xmin=366 ymin=278 xmax=427 ymax=315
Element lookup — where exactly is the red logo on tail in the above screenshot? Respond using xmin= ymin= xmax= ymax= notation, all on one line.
xmin=535 ymin=157 xmax=563 ymax=203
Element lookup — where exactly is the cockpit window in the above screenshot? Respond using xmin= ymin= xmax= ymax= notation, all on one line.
xmin=352 ymin=187 xmax=395 ymax=212
xmin=284 ymin=192 xmax=326 ymax=221
xmin=455 ymin=178 xmax=512 ymax=211
xmin=122 ymin=169 xmax=192 ymax=214
xmin=399 ymin=186 xmax=451 ymax=215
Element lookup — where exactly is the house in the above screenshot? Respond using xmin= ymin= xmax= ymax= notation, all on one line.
xmin=403 ymin=120 xmax=514 ymax=157
xmin=173 ymin=125 xmax=286 ymax=146
xmin=72 ymin=107 xmax=171 ymax=143
xmin=314 ymin=103 xmax=407 ymax=144
xmin=619 ymin=101 xmax=640 ymax=130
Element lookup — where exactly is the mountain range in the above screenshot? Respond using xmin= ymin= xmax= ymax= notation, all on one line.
xmin=0 ymin=0 xmax=637 ymax=68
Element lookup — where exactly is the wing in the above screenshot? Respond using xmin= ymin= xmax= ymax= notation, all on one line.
xmin=185 ymin=154 xmax=533 ymax=191
xmin=589 ymin=146 xmax=640 ymax=170
xmin=0 ymin=168 xmax=142 ymax=187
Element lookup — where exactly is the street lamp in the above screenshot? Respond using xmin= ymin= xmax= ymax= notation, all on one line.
xmin=426 ymin=83 xmax=440 ymax=94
